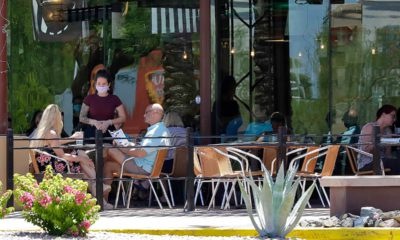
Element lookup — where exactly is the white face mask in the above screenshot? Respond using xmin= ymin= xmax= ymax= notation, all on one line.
xmin=96 ymin=85 xmax=109 ymax=94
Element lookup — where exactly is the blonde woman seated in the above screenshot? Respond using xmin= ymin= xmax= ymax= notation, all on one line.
xmin=30 ymin=104 xmax=111 ymax=202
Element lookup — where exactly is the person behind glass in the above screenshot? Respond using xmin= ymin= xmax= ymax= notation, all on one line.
xmin=29 ymin=104 xmax=109 ymax=197
xmin=162 ymin=111 xmax=187 ymax=174
xmin=79 ymin=69 xmax=126 ymax=143
xmin=103 ymin=104 xmax=170 ymax=204
xmin=334 ymin=109 xmax=361 ymax=175
xmin=357 ymin=104 xmax=400 ymax=174
xmin=212 ymin=75 xmax=242 ymax=141
xmin=26 ymin=110 xmax=43 ymax=138
xmin=257 ymin=112 xmax=287 ymax=142
xmin=244 ymin=103 xmax=272 ymax=140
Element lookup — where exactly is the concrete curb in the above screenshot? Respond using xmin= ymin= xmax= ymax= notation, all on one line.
xmin=93 ymin=228 xmax=400 ymax=239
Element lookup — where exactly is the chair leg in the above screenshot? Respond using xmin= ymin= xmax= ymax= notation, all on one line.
xmin=319 ymin=179 xmax=330 ymax=207
xmin=126 ymin=181 xmax=134 ymax=209
xmin=158 ymin=179 xmax=172 ymax=208
xmin=223 ymin=180 xmax=237 ymax=210
xmin=193 ymin=179 xmax=202 ymax=206
xmin=149 ymin=180 xmax=163 ymax=209
xmin=199 ymin=189 xmax=205 ymax=206
xmin=115 ymin=178 xmax=127 ymax=209
xmin=208 ymin=179 xmax=221 ymax=210
xmin=299 ymin=179 xmax=312 ymax=208
xmin=220 ymin=182 xmax=228 ymax=209
xmin=166 ymin=177 xmax=175 ymax=207
xmin=312 ymin=179 xmax=326 ymax=207
xmin=121 ymin=181 xmax=126 ymax=207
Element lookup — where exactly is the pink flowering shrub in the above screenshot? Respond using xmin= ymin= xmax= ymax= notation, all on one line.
xmin=0 ymin=181 xmax=14 ymax=218
xmin=14 ymin=165 xmax=100 ymax=236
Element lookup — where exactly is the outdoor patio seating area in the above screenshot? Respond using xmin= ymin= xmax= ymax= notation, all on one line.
xmin=2 ymin=124 xmax=398 ymax=215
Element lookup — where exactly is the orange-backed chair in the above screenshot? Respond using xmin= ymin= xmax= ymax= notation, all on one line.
xmin=345 ymin=145 xmax=390 ymax=175
xmin=292 ymin=145 xmax=340 ymax=207
xmin=161 ymin=146 xmax=189 ymax=207
xmin=270 ymin=146 xmax=311 ymax=175
xmin=262 ymin=146 xmax=277 ymax=174
xmin=113 ymin=148 xmax=171 ymax=209
xmin=195 ymin=147 xmax=240 ymax=210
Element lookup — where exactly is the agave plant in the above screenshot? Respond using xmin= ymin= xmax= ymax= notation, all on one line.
xmin=238 ymin=164 xmax=315 ymax=239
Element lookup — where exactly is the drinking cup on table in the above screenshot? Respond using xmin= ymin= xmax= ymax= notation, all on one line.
xmin=76 ymin=131 xmax=84 ymax=146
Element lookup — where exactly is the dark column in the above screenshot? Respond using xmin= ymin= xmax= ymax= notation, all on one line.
xmin=0 ymin=0 xmax=7 ymax=133
xmin=95 ymin=130 xmax=104 ymax=210
xmin=372 ymin=125 xmax=381 ymax=175
xmin=277 ymin=126 xmax=287 ymax=172
xmin=185 ymin=128 xmax=195 ymax=211
xmin=199 ymin=0 xmax=211 ymax=139
xmin=6 ymin=129 xmax=13 ymax=207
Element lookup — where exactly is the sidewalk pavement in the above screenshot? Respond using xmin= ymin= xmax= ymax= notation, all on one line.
xmin=0 ymin=207 xmax=329 ymax=232
xmin=3 ymin=208 xmax=400 ymax=239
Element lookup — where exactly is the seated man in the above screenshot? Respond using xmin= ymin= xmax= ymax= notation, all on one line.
xmin=104 ymin=103 xmax=170 ymax=201
xmin=334 ymin=109 xmax=360 ymax=175
xmin=244 ymin=104 xmax=272 ymax=141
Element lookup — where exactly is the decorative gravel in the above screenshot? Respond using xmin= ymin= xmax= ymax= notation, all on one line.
xmin=0 ymin=231 xmax=255 ymax=240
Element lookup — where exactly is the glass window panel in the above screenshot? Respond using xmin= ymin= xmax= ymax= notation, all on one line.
xmin=9 ymin=0 xmax=200 ymax=134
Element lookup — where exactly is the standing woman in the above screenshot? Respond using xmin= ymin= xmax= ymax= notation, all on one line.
xmin=79 ymin=69 xmax=126 ymax=142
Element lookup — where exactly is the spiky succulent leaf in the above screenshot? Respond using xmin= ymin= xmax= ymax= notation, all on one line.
xmin=238 ymin=178 xmax=265 ymax=236
xmin=284 ymin=181 xmax=316 ymax=236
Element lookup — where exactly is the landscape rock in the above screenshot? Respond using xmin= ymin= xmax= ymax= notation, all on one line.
xmin=353 ymin=216 xmax=369 ymax=227
xmin=360 ymin=207 xmax=382 ymax=218
xmin=339 ymin=217 xmax=354 ymax=227
xmin=379 ymin=219 xmax=400 ymax=228
xmin=323 ymin=216 xmax=339 ymax=228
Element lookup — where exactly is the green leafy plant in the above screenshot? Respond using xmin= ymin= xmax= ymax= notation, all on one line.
xmin=14 ymin=166 xmax=100 ymax=237
xmin=0 ymin=181 xmax=14 ymax=218
xmin=239 ymin=164 xmax=315 ymax=239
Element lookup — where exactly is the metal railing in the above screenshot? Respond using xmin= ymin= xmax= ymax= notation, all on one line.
xmin=5 ymin=125 xmax=392 ymax=210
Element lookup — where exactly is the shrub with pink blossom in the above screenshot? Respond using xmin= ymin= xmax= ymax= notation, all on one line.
xmin=14 ymin=165 xmax=100 ymax=236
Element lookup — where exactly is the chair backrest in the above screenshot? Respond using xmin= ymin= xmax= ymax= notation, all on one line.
xmin=193 ymin=150 xmax=202 ymax=176
xmin=214 ymin=147 xmax=234 ymax=176
xmin=345 ymin=146 xmax=359 ymax=174
xmin=263 ymin=146 xmax=277 ymax=172
xmin=149 ymin=149 xmax=169 ymax=178
xmin=299 ymin=146 xmax=319 ymax=172
xmin=29 ymin=150 xmax=40 ymax=174
xmin=320 ymin=145 xmax=340 ymax=176
xmin=196 ymin=147 xmax=230 ymax=177
xmin=170 ymin=147 xmax=188 ymax=177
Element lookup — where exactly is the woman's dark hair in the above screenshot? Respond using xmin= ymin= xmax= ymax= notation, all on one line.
xmin=270 ymin=112 xmax=286 ymax=125
xmin=95 ymin=69 xmax=113 ymax=94
xmin=26 ymin=110 xmax=43 ymax=136
xmin=95 ymin=69 xmax=111 ymax=82
xmin=30 ymin=110 xmax=43 ymax=128
xmin=221 ymin=75 xmax=236 ymax=93
xmin=376 ymin=104 xmax=397 ymax=120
